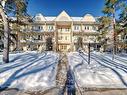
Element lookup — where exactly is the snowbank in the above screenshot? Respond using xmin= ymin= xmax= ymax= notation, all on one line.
xmin=0 ymin=51 xmax=59 ymax=91
xmin=68 ymin=52 xmax=127 ymax=88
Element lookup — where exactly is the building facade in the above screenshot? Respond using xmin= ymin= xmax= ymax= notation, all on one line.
xmin=11 ymin=11 xmax=100 ymax=52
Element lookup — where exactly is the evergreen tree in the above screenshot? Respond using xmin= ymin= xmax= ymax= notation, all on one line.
xmin=46 ymin=37 xmax=53 ymax=51
xmin=76 ymin=37 xmax=83 ymax=51
xmin=0 ymin=0 xmax=29 ymax=63
xmin=103 ymin=0 xmax=127 ymax=59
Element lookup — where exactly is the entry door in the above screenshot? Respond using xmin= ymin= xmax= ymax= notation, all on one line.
xmin=59 ymin=45 xmax=67 ymax=52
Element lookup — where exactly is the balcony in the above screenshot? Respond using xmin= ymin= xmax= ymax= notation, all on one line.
xmin=33 ymin=40 xmax=45 ymax=43
xmin=58 ymin=29 xmax=71 ymax=33
xmin=21 ymin=28 xmax=45 ymax=32
xmin=20 ymin=39 xmax=45 ymax=43
xmin=32 ymin=29 xmax=44 ymax=32
xmin=20 ymin=29 xmax=31 ymax=32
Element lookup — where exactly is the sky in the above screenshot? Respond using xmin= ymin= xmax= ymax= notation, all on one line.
xmin=27 ymin=0 xmax=105 ymax=17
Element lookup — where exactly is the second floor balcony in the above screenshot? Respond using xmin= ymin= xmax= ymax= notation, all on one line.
xmin=21 ymin=28 xmax=56 ymax=33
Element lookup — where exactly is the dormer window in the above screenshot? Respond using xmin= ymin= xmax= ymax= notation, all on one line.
xmin=36 ymin=17 xmax=41 ymax=21
xmin=34 ymin=13 xmax=46 ymax=22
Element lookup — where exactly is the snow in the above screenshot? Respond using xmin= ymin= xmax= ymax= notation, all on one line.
xmin=71 ymin=17 xmax=83 ymax=21
xmin=0 ymin=51 xmax=59 ymax=91
xmin=45 ymin=17 xmax=56 ymax=21
xmin=67 ymin=51 xmax=127 ymax=88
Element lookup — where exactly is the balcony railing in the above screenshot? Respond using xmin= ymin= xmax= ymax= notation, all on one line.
xmin=20 ymin=39 xmax=45 ymax=43
xmin=21 ymin=28 xmax=56 ymax=32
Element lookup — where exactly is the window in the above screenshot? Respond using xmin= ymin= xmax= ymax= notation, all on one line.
xmin=66 ymin=28 xmax=70 ymax=32
xmin=60 ymin=28 xmax=70 ymax=32
xmin=33 ymin=25 xmax=43 ymax=31
xmin=58 ymin=36 xmax=63 ymax=40
xmin=61 ymin=45 xmax=67 ymax=50
xmin=48 ymin=25 xmax=54 ymax=31
xmin=64 ymin=45 xmax=67 ymax=49
xmin=61 ymin=36 xmax=63 ymax=40
xmin=74 ymin=25 xmax=80 ymax=30
xmin=38 ymin=26 xmax=43 ymax=31
xmin=87 ymin=26 xmax=89 ymax=30
xmin=60 ymin=28 xmax=62 ymax=32
xmin=36 ymin=17 xmax=41 ymax=21
xmin=84 ymin=26 xmax=87 ymax=30
xmin=38 ymin=35 xmax=41 ymax=40
xmin=84 ymin=26 xmax=91 ymax=30
xmin=65 ymin=36 xmax=68 ymax=40
xmin=61 ymin=45 xmax=64 ymax=49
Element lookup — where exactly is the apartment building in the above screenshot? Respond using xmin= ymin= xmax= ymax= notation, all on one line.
xmin=10 ymin=11 xmax=100 ymax=52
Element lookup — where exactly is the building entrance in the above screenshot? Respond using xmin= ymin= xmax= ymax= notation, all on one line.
xmin=58 ymin=45 xmax=70 ymax=52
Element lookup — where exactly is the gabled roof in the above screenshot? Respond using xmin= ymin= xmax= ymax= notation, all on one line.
xmin=34 ymin=13 xmax=46 ymax=22
xmin=82 ymin=14 xmax=96 ymax=22
xmin=31 ymin=11 xmax=99 ymax=22
xmin=55 ymin=11 xmax=72 ymax=21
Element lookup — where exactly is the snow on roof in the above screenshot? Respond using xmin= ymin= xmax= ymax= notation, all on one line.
xmin=45 ymin=16 xmax=83 ymax=21
xmin=32 ymin=11 xmax=98 ymax=22
xmin=34 ymin=13 xmax=46 ymax=21
xmin=45 ymin=17 xmax=56 ymax=21
xmin=8 ymin=17 xmax=17 ymax=21
xmin=82 ymin=14 xmax=96 ymax=22
xmin=55 ymin=11 xmax=72 ymax=21
xmin=71 ymin=17 xmax=83 ymax=21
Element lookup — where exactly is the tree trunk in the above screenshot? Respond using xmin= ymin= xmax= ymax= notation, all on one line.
xmin=0 ymin=7 xmax=10 ymax=63
xmin=112 ymin=5 xmax=116 ymax=60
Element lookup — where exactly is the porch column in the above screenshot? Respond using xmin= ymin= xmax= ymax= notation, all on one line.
xmin=70 ymin=22 xmax=74 ymax=51
xmin=54 ymin=22 xmax=58 ymax=51
xmin=81 ymin=23 xmax=83 ymax=49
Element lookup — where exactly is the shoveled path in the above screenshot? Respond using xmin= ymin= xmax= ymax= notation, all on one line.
xmin=1 ymin=52 xmax=127 ymax=95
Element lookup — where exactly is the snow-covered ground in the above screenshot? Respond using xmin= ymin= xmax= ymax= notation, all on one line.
xmin=0 ymin=51 xmax=59 ymax=91
xmin=68 ymin=51 xmax=127 ymax=88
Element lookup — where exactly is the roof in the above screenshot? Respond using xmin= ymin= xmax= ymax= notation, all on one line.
xmin=55 ymin=11 xmax=72 ymax=21
xmin=33 ymin=11 xmax=97 ymax=22
xmin=7 ymin=11 xmax=100 ymax=23
xmin=71 ymin=17 xmax=83 ymax=21
xmin=45 ymin=17 xmax=56 ymax=21
xmin=82 ymin=14 xmax=96 ymax=22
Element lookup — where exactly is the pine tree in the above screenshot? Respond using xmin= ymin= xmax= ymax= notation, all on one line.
xmin=103 ymin=0 xmax=127 ymax=59
xmin=0 ymin=0 xmax=29 ymax=63
xmin=46 ymin=37 xmax=53 ymax=51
